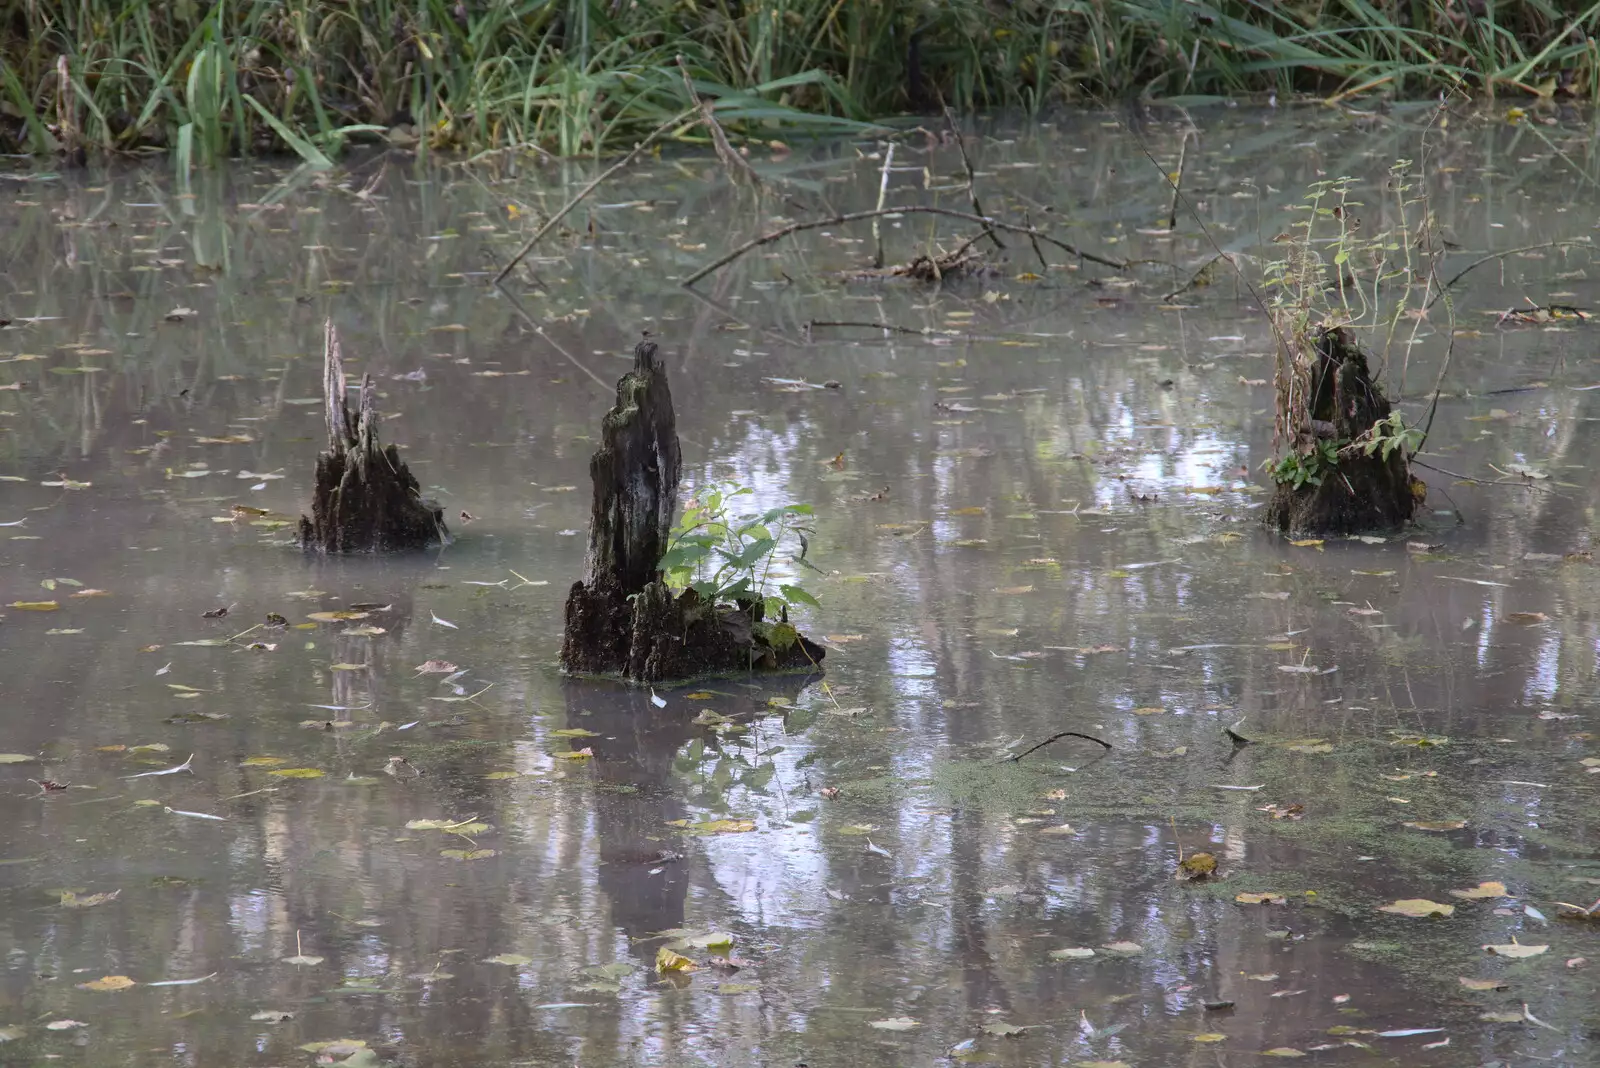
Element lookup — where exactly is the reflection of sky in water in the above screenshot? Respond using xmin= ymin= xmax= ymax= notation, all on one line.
xmin=5 ymin=111 xmax=1600 ymax=1067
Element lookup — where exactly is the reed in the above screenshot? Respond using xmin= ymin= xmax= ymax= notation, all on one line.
xmin=2 ymin=1 xmax=1597 ymax=163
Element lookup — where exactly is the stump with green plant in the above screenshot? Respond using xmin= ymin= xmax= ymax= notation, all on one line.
xmin=561 ymin=337 xmax=824 ymax=684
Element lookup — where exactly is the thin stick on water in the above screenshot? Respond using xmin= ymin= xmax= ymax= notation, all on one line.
xmin=493 ymin=283 xmax=611 ymax=392
xmin=1166 ymin=128 xmax=1192 ymax=231
xmin=945 ymin=106 xmax=1003 ymax=252
xmin=1008 ymin=731 xmax=1112 ymax=763
xmin=682 ymin=206 xmax=1128 ymax=287
xmin=493 ymin=106 xmax=697 ymax=286
xmin=871 ymin=141 xmax=896 ymax=269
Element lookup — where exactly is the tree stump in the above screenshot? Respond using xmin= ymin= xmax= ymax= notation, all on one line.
xmin=561 ymin=338 xmax=825 ymax=683
xmin=299 ymin=319 xmax=445 ymax=553
xmin=1264 ymin=326 xmax=1423 ymax=537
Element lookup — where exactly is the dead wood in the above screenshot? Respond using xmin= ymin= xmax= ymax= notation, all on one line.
xmin=299 ymin=320 xmax=445 ymax=553
xmin=561 ymin=337 xmax=824 ymax=683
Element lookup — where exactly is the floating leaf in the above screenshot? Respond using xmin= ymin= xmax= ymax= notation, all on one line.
xmin=553 ymin=748 xmax=594 ymax=761
xmin=8 ymin=600 xmax=58 ymax=610
xmin=1101 ymin=941 xmax=1143 ymax=955
xmin=268 ymin=768 xmax=325 ymax=779
xmin=406 ymin=818 xmax=476 ymax=830
xmin=240 ymin=756 xmax=286 ymax=767
xmin=282 ymin=954 xmax=324 ymax=966
xmin=1192 ymin=1033 xmax=1228 ymax=1043
xmin=655 ymin=947 xmax=696 ymax=973
xmin=484 ymin=771 xmax=520 ymax=780
xmin=1483 ymin=940 xmax=1547 ymax=959
xmin=1379 ymin=899 xmax=1454 ymax=918
xmin=1178 ymin=853 xmax=1217 ymax=880
xmin=0 ymin=754 xmax=35 ymax=764
xmin=44 ymin=1020 xmax=86 ymax=1030
xmin=77 ymin=975 xmax=136 ymax=991
xmin=1404 ymin=820 xmax=1466 ymax=831
xmin=1459 ymin=977 xmax=1509 ymax=991
xmin=1237 ymin=892 xmax=1286 ymax=905
xmin=982 ymin=1022 xmax=1031 ymax=1037
xmin=482 ymin=954 xmax=532 ymax=966
xmin=59 ymin=889 xmax=120 ymax=908
xmin=1450 ymin=881 xmax=1507 ymax=900
xmin=439 ymin=849 xmax=496 ymax=860
xmin=1050 ymin=947 xmax=1095 ymax=960
xmin=551 ymin=728 xmax=600 ymax=738
xmin=307 ymin=611 xmax=368 ymax=622
xmin=867 ymin=1016 xmax=919 ymax=1031
xmin=1262 ymin=1049 xmax=1306 ymax=1058
xmin=681 ymin=819 xmax=756 ymax=835
xmin=414 ymin=659 xmax=458 ymax=674
xmin=250 ymin=1010 xmax=294 ymax=1022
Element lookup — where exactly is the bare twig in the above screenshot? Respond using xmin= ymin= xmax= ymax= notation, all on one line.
xmin=493 ymin=106 xmax=697 ymax=285
xmin=1166 ymin=127 xmax=1192 ymax=231
xmin=682 ymin=206 xmax=1127 ymax=287
xmin=1410 ymin=457 xmax=1551 ymax=490
xmin=1009 ymin=731 xmax=1113 ymax=763
xmin=871 ymin=141 xmax=896 ymax=269
xmin=677 ymin=56 xmax=761 ymax=189
xmin=1022 ymin=211 xmax=1049 ymax=272
xmin=945 ymin=106 xmax=1003 ymax=252
xmin=806 ymin=319 xmax=941 ymax=337
xmin=1426 ymin=241 xmax=1594 ymax=309
xmin=492 ymin=283 xmax=611 ymax=392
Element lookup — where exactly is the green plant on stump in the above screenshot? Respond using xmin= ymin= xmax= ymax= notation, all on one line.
xmin=1260 ymin=159 xmax=1439 ymax=536
xmin=659 ymin=483 xmax=818 ymax=652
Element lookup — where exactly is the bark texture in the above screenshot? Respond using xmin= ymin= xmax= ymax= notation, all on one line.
xmin=299 ymin=320 xmax=445 ymax=552
xmin=561 ymin=338 xmax=824 ymax=683
xmin=1265 ymin=326 xmax=1422 ymax=537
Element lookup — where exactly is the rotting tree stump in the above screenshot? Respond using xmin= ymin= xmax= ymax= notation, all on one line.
xmin=561 ymin=337 xmax=825 ymax=684
xmin=298 ymin=319 xmax=446 ymax=553
xmin=1264 ymin=326 xmax=1422 ymax=538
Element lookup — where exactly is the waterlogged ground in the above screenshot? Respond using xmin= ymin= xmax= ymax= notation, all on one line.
xmin=2 ymin=106 xmax=1600 ymax=1067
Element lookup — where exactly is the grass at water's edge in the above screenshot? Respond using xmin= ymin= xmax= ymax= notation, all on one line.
xmin=2 ymin=0 xmax=1599 ymax=164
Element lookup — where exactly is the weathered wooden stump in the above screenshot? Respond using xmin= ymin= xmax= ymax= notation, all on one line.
xmin=561 ymin=338 xmax=824 ymax=683
xmin=1264 ymin=326 xmax=1422 ymax=537
xmin=298 ymin=320 xmax=445 ymax=552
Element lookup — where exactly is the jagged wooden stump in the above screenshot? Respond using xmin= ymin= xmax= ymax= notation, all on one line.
xmin=561 ymin=338 xmax=824 ymax=683
xmin=1264 ymin=326 xmax=1422 ymax=537
xmin=299 ymin=320 xmax=445 ymax=552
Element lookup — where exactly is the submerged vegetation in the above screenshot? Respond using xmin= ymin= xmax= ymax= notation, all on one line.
xmin=4 ymin=1 xmax=1600 ymax=161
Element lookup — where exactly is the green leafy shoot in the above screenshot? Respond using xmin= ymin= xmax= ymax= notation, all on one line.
xmin=659 ymin=483 xmax=817 ymax=618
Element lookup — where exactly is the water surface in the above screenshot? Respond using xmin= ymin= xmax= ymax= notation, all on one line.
xmin=2 ymin=106 xmax=1599 ymax=1067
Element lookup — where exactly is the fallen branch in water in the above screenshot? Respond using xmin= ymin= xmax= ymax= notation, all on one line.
xmin=1009 ymin=731 xmax=1113 ymax=763
xmin=493 ymin=106 xmax=698 ymax=286
xmin=681 ymin=205 xmax=1129 ymax=287
xmin=945 ymin=105 xmax=1003 ymax=253
xmin=1426 ymin=240 xmax=1594 ymax=309
xmin=805 ymin=319 xmax=941 ymax=337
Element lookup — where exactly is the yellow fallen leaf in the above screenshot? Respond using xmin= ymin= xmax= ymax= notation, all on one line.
xmin=1483 ymin=939 xmax=1547 ymax=958
xmin=77 ymin=975 xmax=136 ymax=992
xmin=655 ymin=947 xmax=695 ymax=973
xmin=1449 ymin=881 xmax=1507 ymax=900
xmin=1379 ymin=898 xmax=1455 ymax=918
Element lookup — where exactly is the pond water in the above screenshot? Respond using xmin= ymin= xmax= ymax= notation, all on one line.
xmin=2 ymin=105 xmax=1599 ymax=1067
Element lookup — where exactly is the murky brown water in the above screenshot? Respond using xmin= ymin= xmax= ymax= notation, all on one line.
xmin=2 ymin=106 xmax=1599 ymax=1067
